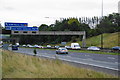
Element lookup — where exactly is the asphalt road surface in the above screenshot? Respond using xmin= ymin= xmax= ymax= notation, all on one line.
xmin=9 ymin=47 xmax=120 ymax=72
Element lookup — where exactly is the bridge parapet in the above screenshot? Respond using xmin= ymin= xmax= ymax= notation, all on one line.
xmin=12 ymin=31 xmax=85 ymax=35
xmin=11 ymin=30 xmax=86 ymax=47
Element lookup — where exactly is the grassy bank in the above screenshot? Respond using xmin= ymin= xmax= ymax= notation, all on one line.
xmin=65 ymin=32 xmax=119 ymax=48
xmin=69 ymin=50 xmax=119 ymax=55
xmin=2 ymin=49 xmax=117 ymax=78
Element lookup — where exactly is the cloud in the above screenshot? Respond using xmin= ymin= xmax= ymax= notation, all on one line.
xmin=0 ymin=0 xmax=119 ymax=26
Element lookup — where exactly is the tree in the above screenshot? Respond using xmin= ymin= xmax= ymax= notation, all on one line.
xmin=39 ymin=24 xmax=48 ymax=31
xmin=96 ymin=13 xmax=120 ymax=33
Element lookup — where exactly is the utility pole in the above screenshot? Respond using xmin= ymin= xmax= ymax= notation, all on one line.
xmin=101 ymin=0 xmax=104 ymax=48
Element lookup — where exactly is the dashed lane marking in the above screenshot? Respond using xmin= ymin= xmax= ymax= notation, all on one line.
xmin=108 ymin=57 xmax=115 ymax=59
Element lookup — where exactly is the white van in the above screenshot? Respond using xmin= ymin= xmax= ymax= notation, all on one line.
xmin=71 ymin=43 xmax=81 ymax=49
xmin=16 ymin=43 xmax=20 ymax=47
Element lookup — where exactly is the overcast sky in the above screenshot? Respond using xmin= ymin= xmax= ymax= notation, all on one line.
xmin=0 ymin=0 xmax=119 ymax=27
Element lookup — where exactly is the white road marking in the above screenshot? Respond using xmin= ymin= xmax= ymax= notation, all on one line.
xmin=115 ymin=62 xmax=118 ymax=64
xmin=37 ymin=54 xmax=118 ymax=71
xmin=59 ymin=58 xmax=119 ymax=71
xmin=66 ymin=56 xmax=72 ymax=58
xmin=85 ymin=55 xmax=90 ymax=56
xmin=108 ymin=57 xmax=115 ymax=59
xmin=86 ymin=58 xmax=93 ymax=60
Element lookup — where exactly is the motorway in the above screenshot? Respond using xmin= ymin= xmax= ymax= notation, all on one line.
xmin=8 ymin=47 xmax=120 ymax=75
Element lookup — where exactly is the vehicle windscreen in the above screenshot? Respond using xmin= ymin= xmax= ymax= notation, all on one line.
xmin=61 ymin=48 xmax=67 ymax=50
xmin=75 ymin=45 xmax=80 ymax=47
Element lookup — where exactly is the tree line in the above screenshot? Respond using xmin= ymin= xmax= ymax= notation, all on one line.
xmin=10 ymin=13 xmax=120 ymax=45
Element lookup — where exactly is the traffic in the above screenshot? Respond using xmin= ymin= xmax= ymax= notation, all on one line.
xmin=2 ymin=42 xmax=119 ymax=53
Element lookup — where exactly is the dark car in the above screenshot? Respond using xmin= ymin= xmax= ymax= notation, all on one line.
xmin=12 ymin=45 xmax=18 ymax=50
xmin=112 ymin=46 xmax=120 ymax=50
xmin=56 ymin=48 xmax=68 ymax=54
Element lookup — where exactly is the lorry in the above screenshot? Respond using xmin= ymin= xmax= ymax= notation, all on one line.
xmin=71 ymin=43 xmax=81 ymax=49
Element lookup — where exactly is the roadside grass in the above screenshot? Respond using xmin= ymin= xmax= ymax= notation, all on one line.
xmin=1 ymin=49 xmax=117 ymax=78
xmin=66 ymin=32 xmax=119 ymax=48
xmin=69 ymin=50 xmax=119 ymax=55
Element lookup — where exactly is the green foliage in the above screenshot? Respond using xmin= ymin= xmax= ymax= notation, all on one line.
xmin=68 ymin=18 xmax=80 ymax=25
xmin=39 ymin=24 xmax=48 ymax=31
xmin=81 ymin=32 xmax=119 ymax=48
xmin=11 ymin=13 xmax=119 ymax=46
xmin=97 ymin=13 xmax=120 ymax=33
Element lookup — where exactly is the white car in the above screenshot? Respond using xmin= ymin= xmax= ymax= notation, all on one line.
xmin=28 ymin=45 xmax=34 ymax=48
xmin=65 ymin=46 xmax=71 ymax=49
xmin=22 ymin=45 xmax=26 ymax=47
xmin=9 ymin=44 xmax=12 ymax=47
xmin=87 ymin=46 xmax=100 ymax=51
xmin=27 ymin=44 xmax=34 ymax=47
xmin=55 ymin=46 xmax=59 ymax=48
xmin=56 ymin=48 xmax=68 ymax=54
xmin=38 ymin=46 xmax=44 ymax=48
xmin=33 ymin=45 xmax=39 ymax=48
xmin=47 ymin=45 xmax=51 ymax=48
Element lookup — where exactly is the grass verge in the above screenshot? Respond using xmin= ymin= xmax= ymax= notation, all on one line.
xmin=69 ymin=50 xmax=119 ymax=55
xmin=64 ymin=32 xmax=120 ymax=48
xmin=1 ymin=49 xmax=117 ymax=78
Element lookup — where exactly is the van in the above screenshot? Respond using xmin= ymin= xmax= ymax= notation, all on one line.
xmin=71 ymin=43 xmax=81 ymax=49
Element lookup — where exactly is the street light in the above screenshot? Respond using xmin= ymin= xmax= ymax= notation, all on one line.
xmin=101 ymin=0 xmax=104 ymax=48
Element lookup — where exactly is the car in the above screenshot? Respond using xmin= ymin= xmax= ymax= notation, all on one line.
xmin=12 ymin=45 xmax=18 ymax=50
xmin=87 ymin=46 xmax=100 ymax=51
xmin=38 ymin=46 xmax=44 ymax=48
xmin=33 ymin=45 xmax=39 ymax=48
xmin=22 ymin=45 xmax=26 ymax=47
xmin=28 ymin=45 xmax=34 ymax=48
xmin=16 ymin=43 xmax=20 ymax=47
xmin=55 ymin=46 xmax=59 ymax=49
xmin=9 ymin=44 xmax=12 ymax=47
xmin=112 ymin=46 xmax=120 ymax=51
xmin=65 ymin=46 xmax=71 ymax=49
xmin=47 ymin=45 xmax=51 ymax=48
xmin=27 ymin=44 xmax=32 ymax=47
xmin=56 ymin=48 xmax=68 ymax=54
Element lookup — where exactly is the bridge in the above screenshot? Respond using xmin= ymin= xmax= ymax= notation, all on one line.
xmin=1 ymin=30 xmax=86 ymax=47
xmin=11 ymin=31 xmax=85 ymax=35
xmin=11 ymin=31 xmax=86 ymax=47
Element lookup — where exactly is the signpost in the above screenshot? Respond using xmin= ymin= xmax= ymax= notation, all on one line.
xmin=11 ymin=27 xmax=38 ymax=31
xmin=61 ymin=42 xmax=66 ymax=45
xmin=5 ymin=22 xmax=28 ymax=27
xmin=5 ymin=22 xmax=28 ymax=30
xmin=5 ymin=22 xmax=38 ymax=31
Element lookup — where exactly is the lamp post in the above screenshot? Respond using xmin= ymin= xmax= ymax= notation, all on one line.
xmin=101 ymin=0 xmax=104 ymax=48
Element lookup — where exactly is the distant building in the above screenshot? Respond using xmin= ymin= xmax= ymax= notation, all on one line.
xmin=118 ymin=1 xmax=120 ymax=13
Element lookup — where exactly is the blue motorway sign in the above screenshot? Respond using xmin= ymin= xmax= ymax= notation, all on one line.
xmin=10 ymin=27 xmax=38 ymax=31
xmin=5 ymin=27 xmax=11 ymax=30
xmin=5 ymin=22 xmax=28 ymax=27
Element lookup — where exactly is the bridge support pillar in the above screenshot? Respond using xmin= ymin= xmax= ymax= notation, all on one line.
xmin=82 ymin=31 xmax=86 ymax=47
